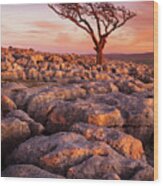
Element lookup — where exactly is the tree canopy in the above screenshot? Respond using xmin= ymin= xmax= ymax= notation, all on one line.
xmin=48 ymin=3 xmax=136 ymax=64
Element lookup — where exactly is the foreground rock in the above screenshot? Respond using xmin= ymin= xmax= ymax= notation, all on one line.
xmin=1 ymin=118 xmax=31 ymax=160
xmin=6 ymin=132 xmax=122 ymax=175
xmin=1 ymin=47 xmax=154 ymax=180
xmin=6 ymin=109 xmax=45 ymax=135
xmin=1 ymin=95 xmax=17 ymax=117
xmin=70 ymin=123 xmax=145 ymax=160
xmin=3 ymin=83 xmax=153 ymax=144
xmin=84 ymin=92 xmax=154 ymax=145
xmin=5 ymin=132 xmax=152 ymax=180
xmin=131 ymin=166 xmax=154 ymax=180
xmin=1 ymin=109 xmax=45 ymax=168
xmin=1 ymin=82 xmax=154 ymax=167
xmin=2 ymin=164 xmax=64 ymax=178
xmin=67 ymin=155 xmax=153 ymax=180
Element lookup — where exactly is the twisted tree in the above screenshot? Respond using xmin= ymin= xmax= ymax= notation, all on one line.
xmin=48 ymin=3 xmax=136 ymax=64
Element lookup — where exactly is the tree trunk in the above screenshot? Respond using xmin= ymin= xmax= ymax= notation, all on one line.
xmin=96 ymin=48 xmax=103 ymax=65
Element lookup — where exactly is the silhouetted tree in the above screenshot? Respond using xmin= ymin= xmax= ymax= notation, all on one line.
xmin=48 ymin=3 xmax=136 ymax=64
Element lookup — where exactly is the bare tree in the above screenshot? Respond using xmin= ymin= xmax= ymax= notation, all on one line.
xmin=48 ymin=3 xmax=136 ymax=64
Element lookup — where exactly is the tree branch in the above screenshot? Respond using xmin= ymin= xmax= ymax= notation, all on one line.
xmin=48 ymin=4 xmax=91 ymax=34
xmin=88 ymin=3 xmax=101 ymax=38
xmin=48 ymin=3 xmax=136 ymax=53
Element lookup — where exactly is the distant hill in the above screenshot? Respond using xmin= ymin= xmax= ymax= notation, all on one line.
xmin=104 ymin=52 xmax=154 ymax=65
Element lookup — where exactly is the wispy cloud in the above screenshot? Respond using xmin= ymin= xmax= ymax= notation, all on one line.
xmin=31 ymin=21 xmax=64 ymax=30
xmin=54 ymin=32 xmax=73 ymax=44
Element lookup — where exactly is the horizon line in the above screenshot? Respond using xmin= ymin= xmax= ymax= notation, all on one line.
xmin=1 ymin=46 xmax=154 ymax=56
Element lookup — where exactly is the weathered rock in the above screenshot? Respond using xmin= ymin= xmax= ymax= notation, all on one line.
xmin=71 ymin=123 xmax=144 ymax=160
xmin=46 ymin=101 xmax=83 ymax=133
xmin=31 ymin=54 xmax=44 ymax=62
xmin=87 ymin=108 xmax=123 ymax=127
xmin=80 ymin=81 xmax=119 ymax=95
xmin=1 ymin=117 xmax=31 ymax=147
xmin=2 ymin=164 xmax=64 ymax=178
xmin=73 ymin=99 xmax=124 ymax=127
xmin=7 ymin=132 xmax=125 ymax=175
xmin=55 ymin=70 xmax=64 ymax=78
xmin=124 ymin=102 xmax=153 ymax=147
xmin=1 ymin=117 xmax=31 ymax=166
xmin=1 ymin=109 xmax=45 ymax=167
xmin=28 ymin=68 xmax=40 ymax=80
xmin=1 ymin=71 xmax=19 ymax=81
xmin=6 ymin=109 xmax=45 ymax=135
xmin=86 ymin=92 xmax=154 ymax=144
xmin=1 ymin=47 xmax=153 ymax=85
xmin=115 ymin=80 xmax=150 ymax=94
xmin=2 ymin=82 xmax=27 ymax=98
xmin=131 ymin=166 xmax=154 ymax=180
xmin=9 ymin=85 xmax=50 ymax=110
xmin=67 ymin=155 xmax=148 ymax=180
xmin=81 ymin=81 xmax=112 ymax=94
xmin=27 ymin=85 xmax=86 ymax=120
xmin=46 ymin=99 xmax=124 ymax=133
xmin=1 ymin=47 xmax=154 ymax=180
xmin=1 ymin=95 xmax=17 ymax=116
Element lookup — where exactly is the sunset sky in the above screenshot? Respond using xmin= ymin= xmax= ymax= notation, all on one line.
xmin=1 ymin=1 xmax=154 ymax=54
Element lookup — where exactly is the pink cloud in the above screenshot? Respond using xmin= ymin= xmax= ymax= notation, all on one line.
xmin=32 ymin=21 xmax=64 ymax=30
xmin=54 ymin=32 xmax=72 ymax=44
xmin=2 ymin=2 xmax=154 ymax=54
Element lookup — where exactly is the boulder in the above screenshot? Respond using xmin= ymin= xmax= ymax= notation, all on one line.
xmin=31 ymin=54 xmax=44 ymax=62
xmin=1 ymin=95 xmax=17 ymax=116
xmin=1 ymin=117 xmax=31 ymax=166
xmin=71 ymin=123 xmax=144 ymax=160
xmin=73 ymin=99 xmax=124 ymax=127
xmin=6 ymin=109 xmax=45 ymax=135
xmin=7 ymin=132 xmax=125 ymax=175
xmin=2 ymin=164 xmax=64 ymax=178
xmin=67 ymin=155 xmax=149 ymax=180
xmin=131 ymin=165 xmax=154 ymax=180
xmin=55 ymin=70 xmax=64 ymax=78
